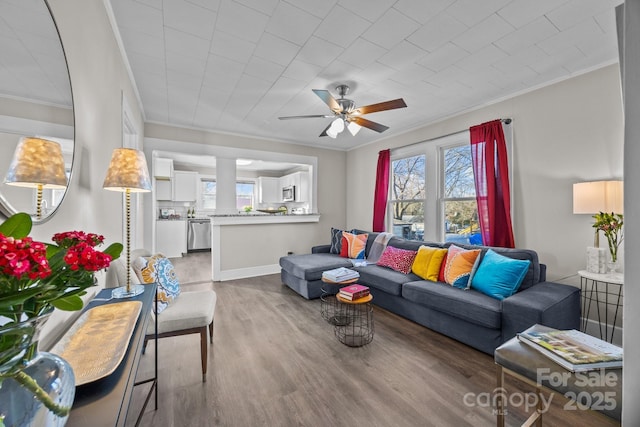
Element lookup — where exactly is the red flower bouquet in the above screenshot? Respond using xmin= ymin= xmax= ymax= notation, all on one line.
xmin=0 ymin=213 xmax=123 ymax=417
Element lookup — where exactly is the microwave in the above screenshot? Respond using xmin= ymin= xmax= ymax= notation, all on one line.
xmin=282 ymin=185 xmax=295 ymax=202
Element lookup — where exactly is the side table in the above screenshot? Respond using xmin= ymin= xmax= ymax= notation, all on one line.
xmin=334 ymin=294 xmax=374 ymax=347
xmin=320 ymin=277 xmax=357 ymax=325
xmin=577 ymin=270 xmax=623 ymax=343
xmin=494 ymin=324 xmax=621 ymax=425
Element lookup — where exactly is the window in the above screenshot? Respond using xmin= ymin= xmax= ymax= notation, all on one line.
xmin=236 ymin=181 xmax=255 ymax=210
xmin=442 ymin=144 xmax=481 ymax=245
xmin=388 ymin=124 xmax=511 ymax=242
xmin=201 ymin=179 xmax=216 ymax=209
xmin=389 ymin=154 xmax=425 ymax=241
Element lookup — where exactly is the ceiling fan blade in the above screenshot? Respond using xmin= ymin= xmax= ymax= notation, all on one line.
xmin=319 ymin=122 xmax=333 ymax=137
xmin=355 ymin=98 xmax=407 ymax=115
xmin=278 ymin=114 xmax=333 ymax=120
xmin=350 ymin=117 xmax=389 ymax=133
xmin=312 ymin=89 xmax=341 ymax=112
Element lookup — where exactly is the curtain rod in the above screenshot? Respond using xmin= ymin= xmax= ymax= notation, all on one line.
xmin=393 ymin=118 xmax=512 ymax=151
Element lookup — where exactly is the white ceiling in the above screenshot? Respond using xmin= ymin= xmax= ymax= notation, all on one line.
xmin=0 ymin=0 xmax=72 ymax=108
xmin=107 ymin=0 xmax=623 ymax=150
xmin=1 ymin=1 xmax=623 ymax=152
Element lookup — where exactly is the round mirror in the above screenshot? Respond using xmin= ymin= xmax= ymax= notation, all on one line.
xmin=0 ymin=0 xmax=74 ymax=223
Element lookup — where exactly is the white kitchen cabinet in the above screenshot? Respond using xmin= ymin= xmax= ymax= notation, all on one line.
xmin=155 ymin=179 xmax=172 ymax=200
xmin=156 ymin=220 xmax=186 ymax=258
xmin=154 ymin=158 xmax=174 ymax=178
xmin=173 ymin=171 xmax=198 ymax=202
xmin=279 ymin=171 xmax=310 ymax=202
xmin=297 ymin=171 xmax=310 ymax=202
xmin=258 ymin=176 xmax=281 ymax=203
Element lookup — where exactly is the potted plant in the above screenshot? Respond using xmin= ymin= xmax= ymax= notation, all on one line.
xmin=592 ymin=211 xmax=623 ymax=272
xmin=0 ymin=213 xmax=122 ymax=426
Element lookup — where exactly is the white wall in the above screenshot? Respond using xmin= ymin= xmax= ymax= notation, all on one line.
xmin=622 ymin=1 xmax=640 ymax=423
xmin=347 ymin=64 xmax=624 ymax=283
xmin=25 ymin=0 xmax=144 ymax=349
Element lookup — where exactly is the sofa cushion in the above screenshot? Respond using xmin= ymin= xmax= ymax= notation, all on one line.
xmin=402 ymin=281 xmax=502 ymax=329
xmin=444 ymin=243 xmax=540 ymax=290
xmin=340 ymin=231 xmax=367 ymax=259
xmin=376 ymin=246 xmax=417 ymax=274
xmin=412 ymin=246 xmax=447 ymax=281
xmin=470 ymin=249 xmax=530 ymax=300
xmin=443 ymin=245 xmax=481 ymax=289
xmin=354 ymin=264 xmax=420 ymax=296
xmin=330 ymin=227 xmax=348 ymax=254
xmin=279 ymin=253 xmax=352 ymax=281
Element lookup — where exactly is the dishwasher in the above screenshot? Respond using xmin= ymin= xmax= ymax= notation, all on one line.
xmin=187 ymin=219 xmax=211 ymax=252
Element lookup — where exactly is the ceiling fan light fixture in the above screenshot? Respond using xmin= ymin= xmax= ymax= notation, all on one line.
xmin=326 ymin=128 xmax=338 ymax=138
xmin=347 ymin=121 xmax=361 ymax=136
xmin=330 ymin=117 xmax=345 ymax=133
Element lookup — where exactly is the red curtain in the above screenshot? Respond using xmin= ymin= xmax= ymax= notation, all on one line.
xmin=470 ymin=120 xmax=515 ymax=248
xmin=373 ymin=149 xmax=390 ymax=232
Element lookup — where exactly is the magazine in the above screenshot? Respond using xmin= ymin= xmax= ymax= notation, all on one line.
xmin=322 ymin=267 xmax=359 ymax=282
xmin=517 ymin=325 xmax=623 ymax=372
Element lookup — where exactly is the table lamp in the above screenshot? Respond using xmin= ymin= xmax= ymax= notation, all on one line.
xmin=4 ymin=137 xmax=67 ymax=219
xmin=573 ymin=180 xmax=623 ymax=273
xmin=103 ymin=148 xmax=152 ymax=298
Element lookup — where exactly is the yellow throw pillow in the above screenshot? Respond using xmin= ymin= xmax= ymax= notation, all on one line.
xmin=412 ymin=246 xmax=448 ymax=281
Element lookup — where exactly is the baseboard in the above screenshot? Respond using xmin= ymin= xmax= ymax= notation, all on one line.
xmin=217 ymin=264 xmax=281 ymax=281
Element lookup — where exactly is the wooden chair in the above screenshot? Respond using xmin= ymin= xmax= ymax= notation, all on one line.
xmin=106 ymin=250 xmax=217 ymax=382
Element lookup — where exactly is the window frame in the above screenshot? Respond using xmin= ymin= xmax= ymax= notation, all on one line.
xmin=439 ymin=138 xmax=479 ymax=242
xmin=388 ymin=124 xmax=513 ymax=242
xmin=388 ymin=131 xmax=469 ymax=242
xmin=388 ymin=152 xmax=426 ymax=241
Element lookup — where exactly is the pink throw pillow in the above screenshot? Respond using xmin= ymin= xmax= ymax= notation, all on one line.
xmin=376 ymin=246 xmax=417 ymax=274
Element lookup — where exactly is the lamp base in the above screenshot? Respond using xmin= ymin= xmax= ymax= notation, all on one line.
xmin=112 ymin=284 xmax=145 ymax=299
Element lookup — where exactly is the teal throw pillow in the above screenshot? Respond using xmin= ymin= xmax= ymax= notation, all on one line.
xmin=470 ymin=249 xmax=530 ymax=300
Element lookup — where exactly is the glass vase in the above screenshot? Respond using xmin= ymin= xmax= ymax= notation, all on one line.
xmin=0 ymin=311 xmax=75 ymax=427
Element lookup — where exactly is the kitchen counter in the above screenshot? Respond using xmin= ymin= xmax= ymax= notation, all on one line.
xmin=209 ymin=213 xmax=320 ymax=225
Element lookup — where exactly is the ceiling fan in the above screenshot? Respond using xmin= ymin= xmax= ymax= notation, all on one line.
xmin=278 ymin=84 xmax=407 ymax=138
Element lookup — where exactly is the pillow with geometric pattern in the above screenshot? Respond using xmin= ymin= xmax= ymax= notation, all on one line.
xmin=377 ymin=245 xmax=418 ymax=274
xmin=330 ymin=227 xmax=345 ymax=254
xmin=132 ymin=254 xmax=180 ymax=313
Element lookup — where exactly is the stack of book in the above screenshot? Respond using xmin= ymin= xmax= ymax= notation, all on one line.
xmin=338 ymin=284 xmax=370 ymax=301
xmin=517 ymin=325 xmax=623 ymax=372
xmin=322 ymin=267 xmax=359 ymax=282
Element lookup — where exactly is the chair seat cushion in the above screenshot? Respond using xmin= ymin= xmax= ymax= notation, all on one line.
xmin=148 ymin=290 xmax=217 ymax=335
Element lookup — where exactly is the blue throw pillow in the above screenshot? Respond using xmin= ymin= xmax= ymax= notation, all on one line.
xmin=470 ymin=249 xmax=530 ymax=300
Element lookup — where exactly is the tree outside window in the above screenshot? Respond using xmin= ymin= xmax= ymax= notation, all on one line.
xmin=390 ymin=155 xmax=425 ymax=241
xmin=442 ymin=145 xmax=481 ymax=244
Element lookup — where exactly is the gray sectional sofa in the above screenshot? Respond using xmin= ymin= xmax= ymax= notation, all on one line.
xmin=279 ymin=230 xmax=580 ymax=354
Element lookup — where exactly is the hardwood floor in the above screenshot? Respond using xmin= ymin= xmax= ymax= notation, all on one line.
xmin=127 ymin=254 xmax=619 ymax=427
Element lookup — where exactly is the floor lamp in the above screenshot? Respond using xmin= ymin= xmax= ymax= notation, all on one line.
xmin=4 ymin=137 xmax=67 ymax=219
xmin=103 ymin=148 xmax=152 ymax=298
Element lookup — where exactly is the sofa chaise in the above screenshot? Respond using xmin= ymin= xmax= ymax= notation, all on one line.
xmin=279 ymin=230 xmax=580 ymax=354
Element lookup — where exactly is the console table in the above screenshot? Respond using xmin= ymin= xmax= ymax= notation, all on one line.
xmin=67 ymin=284 xmax=157 ymax=427
xmin=578 ymin=270 xmax=623 ymax=343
